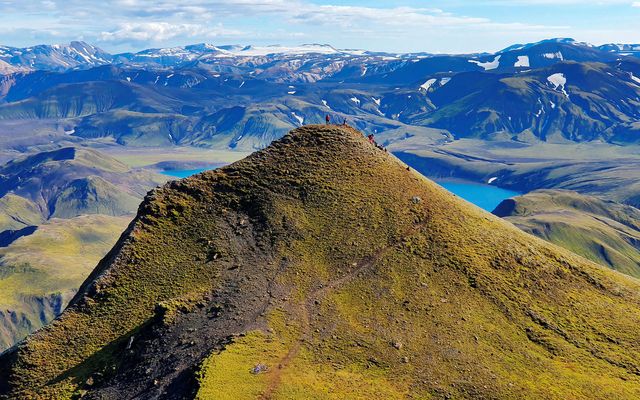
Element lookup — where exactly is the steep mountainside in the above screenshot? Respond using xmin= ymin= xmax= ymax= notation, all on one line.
xmin=0 ymin=147 xmax=166 ymax=352
xmin=413 ymin=61 xmax=640 ymax=142
xmin=2 ymin=126 xmax=640 ymax=399
xmin=494 ymin=190 xmax=640 ymax=278
xmin=0 ymin=42 xmax=111 ymax=72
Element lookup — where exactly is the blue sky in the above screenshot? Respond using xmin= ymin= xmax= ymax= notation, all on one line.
xmin=1 ymin=0 xmax=639 ymax=53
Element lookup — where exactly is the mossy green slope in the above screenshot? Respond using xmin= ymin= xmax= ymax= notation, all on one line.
xmin=2 ymin=126 xmax=640 ymax=399
xmin=494 ymin=189 xmax=640 ymax=278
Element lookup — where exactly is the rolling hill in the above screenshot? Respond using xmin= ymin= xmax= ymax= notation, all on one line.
xmin=493 ymin=190 xmax=640 ymax=278
xmin=0 ymin=214 xmax=132 ymax=352
xmin=0 ymin=146 xmax=165 ymax=225
xmin=2 ymin=125 xmax=640 ymax=399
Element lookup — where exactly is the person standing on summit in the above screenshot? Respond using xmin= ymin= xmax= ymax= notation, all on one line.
xmin=325 ymin=114 xmax=330 ymax=125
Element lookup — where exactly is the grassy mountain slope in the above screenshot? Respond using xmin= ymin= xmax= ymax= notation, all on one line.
xmin=0 ymin=195 xmax=44 ymax=232
xmin=0 ymin=215 xmax=132 ymax=352
xmin=494 ymin=190 xmax=640 ymax=278
xmin=2 ymin=126 xmax=640 ymax=399
xmin=0 ymin=147 xmax=166 ymax=352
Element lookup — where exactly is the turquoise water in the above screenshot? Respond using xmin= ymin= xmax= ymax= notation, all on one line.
xmin=161 ymin=168 xmax=520 ymax=212
xmin=161 ymin=167 xmax=212 ymax=179
xmin=437 ymin=180 xmax=521 ymax=212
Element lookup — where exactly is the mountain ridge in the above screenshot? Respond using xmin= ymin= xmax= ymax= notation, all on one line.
xmin=1 ymin=38 xmax=639 ymax=74
xmin=2 ymin=125 xmax=640 ymax=399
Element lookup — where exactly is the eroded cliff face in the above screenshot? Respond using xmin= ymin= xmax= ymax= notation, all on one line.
xmin=0 ymin=73 xmax=18 ymax=99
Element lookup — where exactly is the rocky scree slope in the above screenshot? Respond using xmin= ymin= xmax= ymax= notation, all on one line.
xmin=2 ymin=126 xmax=640 ymax=399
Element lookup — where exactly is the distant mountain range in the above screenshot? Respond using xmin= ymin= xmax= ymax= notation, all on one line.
xmin=1 ymin=38 xmax=640 ymax=149
xmin=1 ymin=38 xmax=639 ymax=73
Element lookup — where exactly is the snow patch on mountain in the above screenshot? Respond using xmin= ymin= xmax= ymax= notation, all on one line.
xmin=543 ymin=52 xmax=564 ymax=61
xmin=514 ymin=56 xmax=530 ymax=68
xmin=420 ymin=78 xmax=437 ymax=91
xmin=468 ymin=55 xmax=501 ymax=71
xmin=630 ymin=73 xmax=640 ymax=85
xmin=234 ymin=44 xmax=339 ymax=57
xmin=535 ymin=98 xmax=544 ymax=117
xmin=547 ymin=73 xmax=569 ymax=98
xmin=350 ymin=97 xmax=361 ymax=105
xmin=322 ymin=100 xmax=331 ymax=109
xmin=291 ymin=112 xmax=304 ymax=126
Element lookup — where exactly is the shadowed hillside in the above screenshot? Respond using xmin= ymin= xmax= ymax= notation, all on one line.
xmin=2 ymin=126 xmax=640 ymax=399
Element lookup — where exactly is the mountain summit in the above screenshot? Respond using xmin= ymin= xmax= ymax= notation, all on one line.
xmin=2 ymin=125 xmax=640 ymax=399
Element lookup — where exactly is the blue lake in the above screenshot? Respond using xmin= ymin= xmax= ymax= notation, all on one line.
xmin=162 ymin=168 xmax=520 ymax=212
xmin=161 ymin=167 xmax=213 ymax=179
xmin=437 ymin=180 xmax=521 ymax=212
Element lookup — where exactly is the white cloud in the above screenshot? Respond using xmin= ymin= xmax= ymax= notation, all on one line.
xmin=488 ymin=0 xmax=637 ymax=4
xmin=0 ymin=0 xmax=637 ymax=52
xmin=99 ymin=22 xmax=244 ymax=43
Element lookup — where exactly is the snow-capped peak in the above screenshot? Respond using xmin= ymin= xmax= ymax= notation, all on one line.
xmin=232 ymin=44 xmax=339 ymax=57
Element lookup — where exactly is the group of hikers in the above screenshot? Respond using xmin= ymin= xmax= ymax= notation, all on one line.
xmin=367 ymin=133 xmax=387 ymax=152
xmin=323 ymin=114 xmax=387 ymax=152
xmin=325 ymin=114 xmax=348 ymax=126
